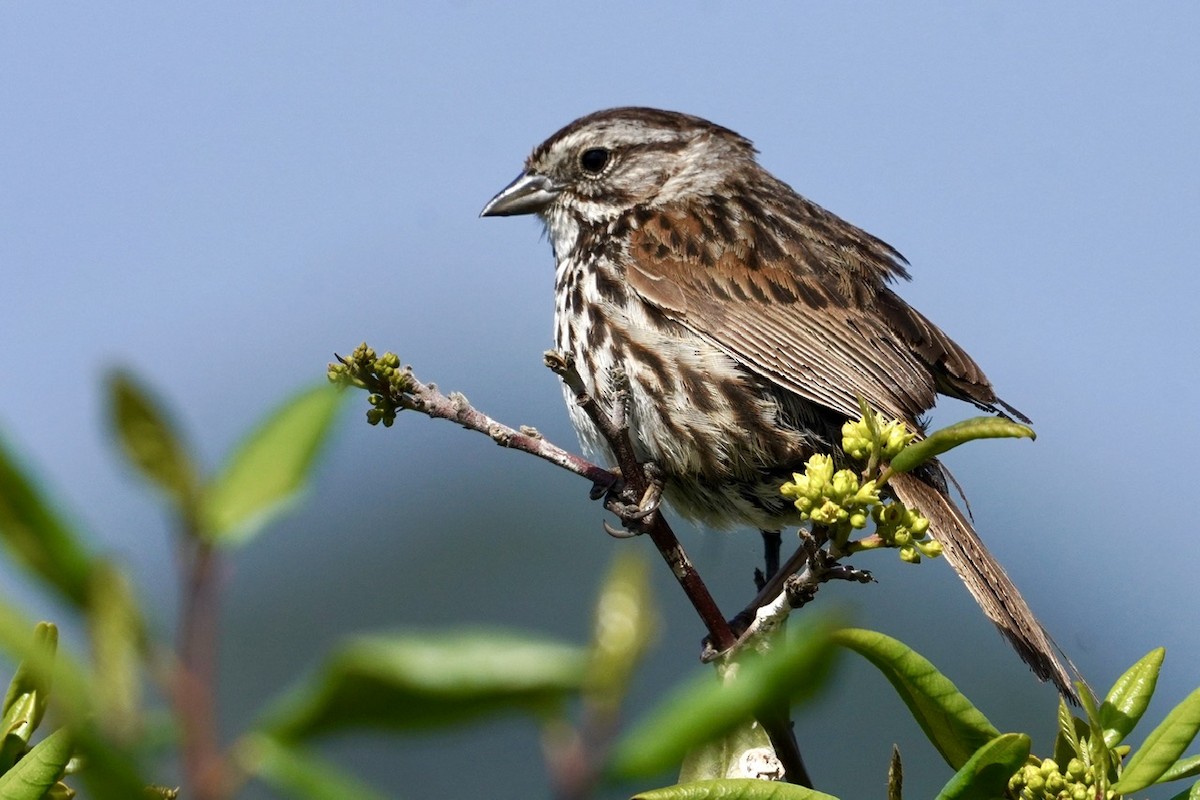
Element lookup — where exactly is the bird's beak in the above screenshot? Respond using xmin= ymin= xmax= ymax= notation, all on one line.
xmin=480 ymin=171 xmax=560 ymax=217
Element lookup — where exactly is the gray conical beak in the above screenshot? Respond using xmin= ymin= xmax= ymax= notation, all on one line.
xmin=480 ymin=171 xmax=560 ymax=217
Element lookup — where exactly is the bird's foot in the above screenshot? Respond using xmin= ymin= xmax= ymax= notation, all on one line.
xmin=592 ymin=463 xmax=665 ymax=537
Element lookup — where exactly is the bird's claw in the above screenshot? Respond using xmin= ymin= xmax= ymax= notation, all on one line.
xmin=593 ymin=463 xmax=665 ymax=536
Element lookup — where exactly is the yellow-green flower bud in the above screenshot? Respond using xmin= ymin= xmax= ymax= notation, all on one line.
xmin=899 ymin=545 xmax=919 ymax=563
xmin=1045 ymin=770 xmax=1066 ymax=793
xmin=1071 ymin=787 xmax=1087 ymax=800
xmin=807 ymin=454 xmax=834 ymax=484
xmin=831 ymin=468 xmax=860 ymax=499
xmin=849 ymin=512 xmax=868 ymax=529
xmin=841 ymin=417 xmax=873 ymax=461
xmin=1066 ymin=759 xmax=1085 ymax=780
xmin=914 ymin=538 xmax=943 ymax=558
xmin=810 ymin=500 xmax=846 ymax=526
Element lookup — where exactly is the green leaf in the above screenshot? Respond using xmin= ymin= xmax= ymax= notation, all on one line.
xmin=887 ymin=417 xmax=1034 ymax=475
xmin=1159 ymin=754 xmax=1200 ymax=784
xmin=87 ymin=563 xmax=144 ymax=743
xmin=0 ymin=622 xmax=57 ymax=770
xmin=265 ymin=629 xmax=585 ymax=741
xmin=1100 ymin=647 xmax=1163 ymax=747
xmin=934 ymin=733 xmax=1029 ymax=800
xmin=610 ymin=620 xmax=836 ymax=779
xmin=1114 ymin=686 xmax=1200 ymax=793
xmin=0 ymin=435 xmax=94 ymax=606
xmin=0 ymin=727 xmax=74 ymax=798
xmin=2 ymin=621 xmax=56 ymax=727
xmin=632 ymin=778 xmax=840 ymax=799
xmin=238 ymin=733 xmax=389 ymax=800
xmin=831 ymin=628 xmax=998 ymax=769
xmin=585 ymin=550 xmax=656 ymax=714
xmin=203 ymin=383 xmax=344 ymax=546
xmin=106 ymin=370 xmax=200 ymax=519
xmin=0 ymin=691 xmax=39 ymax=771
xmin=0 ymin=607 xmax=92 ymax=731
xmin=1052 ymin=696 xmax=1087 ymax=767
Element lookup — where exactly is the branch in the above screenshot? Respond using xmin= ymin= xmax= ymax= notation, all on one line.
xmin=330 ymin=345 xmax=810 ymax=787
xmin=174 ymin=538 xmax=232 ymax=800
xmin=544 ymin=351 xmax=737 ymax=655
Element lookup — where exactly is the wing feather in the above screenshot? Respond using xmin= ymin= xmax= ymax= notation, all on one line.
xmin=624 ymin=196 xmax=967 ymax=425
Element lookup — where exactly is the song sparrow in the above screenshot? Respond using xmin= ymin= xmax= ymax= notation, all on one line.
xmin=481 ymin=107 xmax=1073 ymax=697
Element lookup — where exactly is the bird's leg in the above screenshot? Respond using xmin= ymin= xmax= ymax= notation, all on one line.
xmin=600 ymin=462 xmax=665 ymax=534
xmin=756 ymin=530 xmax=783 ymax=591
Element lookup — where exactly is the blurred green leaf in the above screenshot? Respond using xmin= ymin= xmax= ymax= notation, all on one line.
xmin=933 ymin=733 xmax=1029 ymax=800
xmin=266 ymin=630 xmax=585 ymax=741
xmin=677 ymin=721 xmax=775 ymax=782
xmin=1114 ymin=687 xmax=1200 ymax=793
xmin=0 ymin=727 xmax=73 ymax=798
xmin=203 ymin=383 xmax=344 ymax=546
xmin=585 ymin=550 xmax=656 ymax=714
xmin=238 ymin=733 xmax=388 ymax=800
xmin=1159 ymin=755 xmax=1200 ymax=784
xmin=887 ymin=417 xmax=1034 ymax=475
xmin=1100 ymin=647 xmax=1163 ymax=747
xmin=831 ymin=628 xmax=998 ymax=769
xmin=610 ymin=620 xmax=836 ymax=779
xmin=106 ymin=370 xmax=200 ymax=521
xmin=0 ymin=435 xmax=94 ymax=606
xmin=87 ymin=563 xmax=144 ymax=743
xmin=632 ymin=779 xmax=839 ymax=799
xmin=69 ymin=727 xmax=155 ymax=800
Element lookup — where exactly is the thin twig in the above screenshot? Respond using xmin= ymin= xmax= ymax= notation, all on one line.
xmin=544 ymin=351 xmax=813 ymax=788
xmin=393 ymin=369 xmax=617 ymax=492
xmin=337 ymin=348 xmax=812 ymax=788
xmin=544 ymin=351 xmax=736 ymax=653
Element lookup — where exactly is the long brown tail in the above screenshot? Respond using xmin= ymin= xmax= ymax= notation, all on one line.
xmin=890 ymin=469 xmax=1078 ymax=701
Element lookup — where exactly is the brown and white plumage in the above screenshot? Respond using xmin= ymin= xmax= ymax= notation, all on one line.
xmin=482 ymin=106 xmax=1075 ymax=697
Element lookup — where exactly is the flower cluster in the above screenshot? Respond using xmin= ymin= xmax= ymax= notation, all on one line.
xmin=872 ymin=502 xmax=940 ymax=563
xmin=841 ymin=412 xmax=915 ymax=463
xmin=1009 ymin=757 xmax=1114 ymax=800
xmin=327 ymin=343 xmax=411 ymax=427
xmin=780 ymin=455 xmax=879 ymax=540
xmin=780 ymin=412 xmax=940 ymax=563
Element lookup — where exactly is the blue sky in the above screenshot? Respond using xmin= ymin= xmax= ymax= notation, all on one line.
xmin=3 ymin=4 xmax=1198 ymax=798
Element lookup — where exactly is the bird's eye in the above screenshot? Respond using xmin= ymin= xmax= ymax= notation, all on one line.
xmin=579 ymin=148 xmax=610 ymax=174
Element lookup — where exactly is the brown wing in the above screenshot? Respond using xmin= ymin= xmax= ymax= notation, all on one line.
xmin=623 ymin=190 xmax=1007 ymax=426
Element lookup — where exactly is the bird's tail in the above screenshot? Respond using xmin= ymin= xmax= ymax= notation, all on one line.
xmin=890 ymin=469 xmax=1079 ymax=701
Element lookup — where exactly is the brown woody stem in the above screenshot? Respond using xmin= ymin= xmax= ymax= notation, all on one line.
xmin=175 ymin=538 xmax=232 ymax=800
xmin=348 ymin=350 xmax=811 ymax=787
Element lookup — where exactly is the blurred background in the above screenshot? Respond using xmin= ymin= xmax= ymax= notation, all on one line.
xmin=3 ymin=4 xmax=1198 ymax=798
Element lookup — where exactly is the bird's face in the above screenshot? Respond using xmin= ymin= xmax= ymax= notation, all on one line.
xmin=480 ymin=107 xmax=756 ymax=236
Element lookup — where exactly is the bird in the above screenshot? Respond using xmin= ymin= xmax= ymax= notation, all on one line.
xmin=480 ymin=106 xmax=1075 ymax=698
